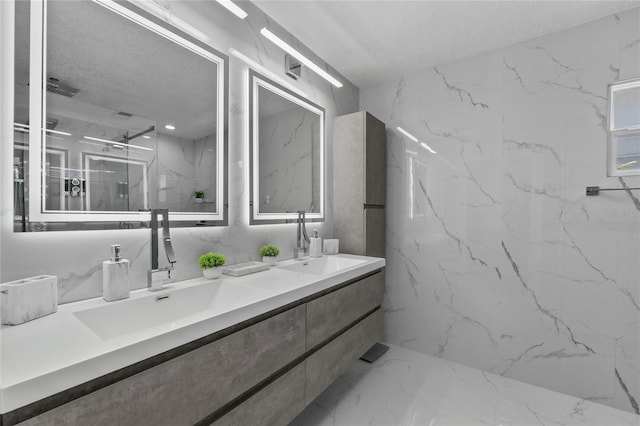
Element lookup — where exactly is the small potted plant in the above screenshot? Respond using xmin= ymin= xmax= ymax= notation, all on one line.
xmin=259 ymin=244 xmax=280 ymax=267
xmin=199 ymin=252 xmax=226 ymax=279
xmin=193 ymin=190 xmax=205 ymax=203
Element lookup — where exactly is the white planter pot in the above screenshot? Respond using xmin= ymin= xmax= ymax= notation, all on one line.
xmin=202 ymin=267 xmax=222 ymax=280
xmin=194 ymin=198 xmax=204 ymax=204
xmin=262 ymin=256 xmax=277 ymax=267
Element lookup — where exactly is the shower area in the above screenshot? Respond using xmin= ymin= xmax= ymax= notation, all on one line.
xmin=12 ymin=98 xmax=157 ymax=231
xmin=359 ymin=7 xmax=640 ymax=415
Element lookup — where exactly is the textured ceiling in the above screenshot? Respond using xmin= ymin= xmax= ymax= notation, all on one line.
xmin=253 ymin=1 xmax=640 ymax=89
xmin=42 ymin=1 xmax=219 ymax=141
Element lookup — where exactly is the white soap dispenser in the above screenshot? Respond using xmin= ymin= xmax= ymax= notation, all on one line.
xmin=309 ymin=229 xmax=323 ymax=258
xmin=102 ymin=244 xmax=130 ymax=301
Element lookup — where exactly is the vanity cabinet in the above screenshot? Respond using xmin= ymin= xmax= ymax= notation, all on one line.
xmin=10 ymin=270 xmax=384 ymax=426
xmin=306 ymin=271 xmax=384 ymax=349
xmin=334 ymin=111 xmax=387 ymax=258
xmin=18 ymin=306 xmax=306 ymax=426
xmin=214 ymin=272 xmax=384 ymax=426
xmin=306 ymin=309 xmax=382 ymax=405
xmin=213 ymin=363 xmax=307 ymax=426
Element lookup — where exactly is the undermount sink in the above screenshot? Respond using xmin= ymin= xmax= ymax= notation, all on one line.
xmin=73 ymin=280 xmax=270 ymax=340
xmin=279 ymin=255 xmax=366 ymax=276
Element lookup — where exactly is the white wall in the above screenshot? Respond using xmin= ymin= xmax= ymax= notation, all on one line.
xmin=361 ymin=8 xmax=640 ymax=414
xmin=0 ymin=1 xmax=359 ymax=303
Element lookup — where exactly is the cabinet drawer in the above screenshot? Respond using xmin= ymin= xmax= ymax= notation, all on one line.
xmin=306 ymin=272 xmax=383 ymax=350
xmin=20 ymin=306 xmax=306 ymax=426
xmin=305 ymin=309 xmax=382 ymax=405
xmin=212 ymin=363 xmax=305 ymax=426
xmin=364 ymin=208 xmax=385 ymax=258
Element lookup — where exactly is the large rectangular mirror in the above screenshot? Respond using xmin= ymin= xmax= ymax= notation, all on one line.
xmin=13 ymin=0 xmax=228 ymax=230
xmin=249 ymin=70 xmax=325 ymax=224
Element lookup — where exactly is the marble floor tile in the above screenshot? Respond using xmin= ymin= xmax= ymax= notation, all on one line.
xmin=291 ymin=344 xmax=640 ymax=426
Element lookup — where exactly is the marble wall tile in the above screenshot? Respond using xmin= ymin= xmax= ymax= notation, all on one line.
xmin=258 ymin=107 xmax=318 ymax=213
xmin=361 ymin=7 xmax=640 ymax=413
xmin=0 ymin=2 xmax=359 ymax=303
xmin=293 ymin=344 xmax=640 ymax=426
xmin=155 ymin=133 xmax=218 ymax=212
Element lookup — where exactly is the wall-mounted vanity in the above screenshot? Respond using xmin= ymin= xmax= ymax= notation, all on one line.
xmin=0 ymin=255 xmax=385 ymax=425
xmin=13 ymin=0 xmax=229 ymax=231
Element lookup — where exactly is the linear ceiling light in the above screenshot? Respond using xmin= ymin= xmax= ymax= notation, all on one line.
xmin=13 ymin=123 xmax=28 ymax=133
xmin=13 ymin=122 xmax=72 ymax=136
xmin=396 ymin=127 xmax=418 ymax=142
xmin=260 ymin=28 xmax=343 ymax=88
xmin=420 ymin=142 xmax=437 ymax=154
xmin=83 ymin=136 xmax=153 ymax=152
xmin=216 ymin=0 xmax=248 ymax=19
xmin=50 ymin=166 xmax=116 ymax=174
xmin=397 ymin=127 xmax=437 ymax=154
xmin=46 ymin=129 xmax=72 ymax=136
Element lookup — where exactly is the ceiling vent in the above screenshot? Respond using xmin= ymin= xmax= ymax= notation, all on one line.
xmin=46 ymin=77 xmax=79 ymax=97
xmin=45 ymin=118 xmax=58 ymax=130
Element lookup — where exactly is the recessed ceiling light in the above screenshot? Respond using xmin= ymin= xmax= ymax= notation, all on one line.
xmin=164 ymin=124 xmax=176 ymax=130
xmin=260 ymin=28 xmax=343 ymax=88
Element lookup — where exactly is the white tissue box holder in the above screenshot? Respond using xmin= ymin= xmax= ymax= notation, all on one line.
xmin=1 ymin=275 xmax=58 ymax=325
xmin=323 ymin=239 xmax=339 ymax=255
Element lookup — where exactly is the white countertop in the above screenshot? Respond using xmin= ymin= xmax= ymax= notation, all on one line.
xmin=0 ymin=254 xmax=384 ymax=414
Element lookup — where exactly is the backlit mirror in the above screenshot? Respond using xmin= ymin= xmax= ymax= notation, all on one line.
xmin=249 ymin=70 xmax=325 ymax=224
xmin=13 ymin=0 xmax=228 ymax=231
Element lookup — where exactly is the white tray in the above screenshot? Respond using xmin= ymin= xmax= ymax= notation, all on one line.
xmin=222 ymin=261 xmax=270 ymax=277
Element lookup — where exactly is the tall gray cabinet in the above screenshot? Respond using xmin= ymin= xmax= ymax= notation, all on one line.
xmin=333 ymin=111 xmax=386 ymax=258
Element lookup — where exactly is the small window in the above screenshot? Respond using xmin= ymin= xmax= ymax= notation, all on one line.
xmin=608 ymin=79 xmax=640 ymax=176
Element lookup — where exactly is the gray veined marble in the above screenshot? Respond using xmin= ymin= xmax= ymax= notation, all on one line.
xmin=0 ymin=275 xmax=58 ymax=325
xmin=292 ymin=344 xmax=640 ymax=426
xmin=360 ymin=7 xmax=640 ymax=414
xmin=258 ymin=107 xmax=318 ymax=214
